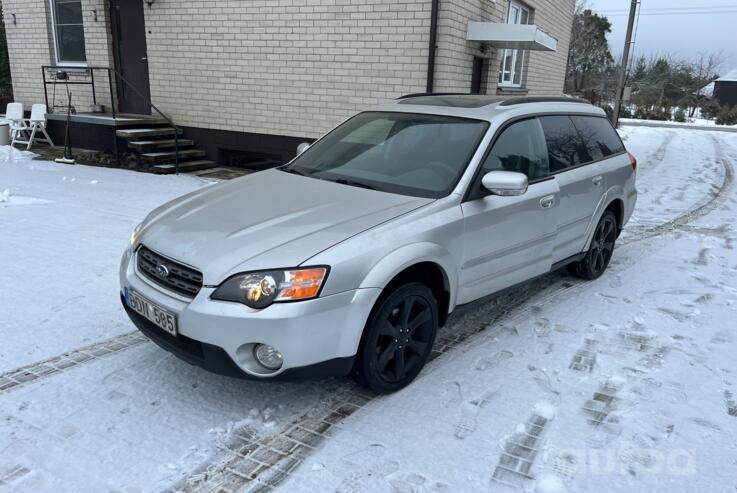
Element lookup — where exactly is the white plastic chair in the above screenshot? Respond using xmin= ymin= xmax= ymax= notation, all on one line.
xmin=12 ymin=104 xmax=54 ymax=149
xmin=3 ymin=103 xmax=28 ymax=143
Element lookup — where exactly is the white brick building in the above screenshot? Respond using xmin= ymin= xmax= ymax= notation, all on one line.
xmin=2 ymin=0 xmax=575 ymax=166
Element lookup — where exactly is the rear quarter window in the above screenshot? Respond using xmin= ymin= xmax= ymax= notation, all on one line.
xmin=538 ymin=115 xmax=588 ymax=171
xmin=570 ymin=116 xmax=626 ymax=158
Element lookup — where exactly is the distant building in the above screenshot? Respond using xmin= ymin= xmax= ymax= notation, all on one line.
xmin=702 ymin=69 xmax=737 ymax=108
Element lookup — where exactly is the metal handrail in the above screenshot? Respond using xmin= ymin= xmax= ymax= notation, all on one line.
xmin=108 ymin=67 xmax=181 ymax=174
xmin=41 ymin=65 xmax=181 ymax=174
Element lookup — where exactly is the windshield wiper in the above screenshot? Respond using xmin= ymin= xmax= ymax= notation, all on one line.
xmin=281 ymin=167 xmax=307 ymax=176
xmin=331 ymin=178 xmax=376 ymax=191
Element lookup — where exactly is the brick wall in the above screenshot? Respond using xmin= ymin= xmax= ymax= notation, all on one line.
xmin=143 ymin=0 xmax=432 ymax=139
xmin=3 ymin=0 xmax=53 ymax=108
xmin=3 ymin=0 xmax=115 ymax=113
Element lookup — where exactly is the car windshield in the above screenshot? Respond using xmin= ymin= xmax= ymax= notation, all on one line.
xmin=283 ymin=111 xmax=489 ymax=198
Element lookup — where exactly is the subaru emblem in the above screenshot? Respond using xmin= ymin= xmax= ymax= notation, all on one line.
xmin=157 ymin=264 xmax=170 ymax=278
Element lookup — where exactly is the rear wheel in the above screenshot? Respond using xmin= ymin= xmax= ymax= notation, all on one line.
xmin=355 ymin=283 xmax=438 ymax=394
xmin=567 ymin=210 xmax=618 ymax=280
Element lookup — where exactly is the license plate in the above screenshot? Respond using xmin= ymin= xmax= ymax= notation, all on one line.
xmin=125 ymin=287 xmax=178 ymax=336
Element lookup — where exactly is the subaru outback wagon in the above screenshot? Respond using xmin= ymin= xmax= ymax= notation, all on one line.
xmin=121 ymin=95 xmax=637 ymax=393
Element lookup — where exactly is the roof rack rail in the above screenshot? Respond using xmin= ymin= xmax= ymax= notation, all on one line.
xmin=396 ymin=92 xmax=471 ymax=99
xmin=498 ymin=96 xmax=591 ymax=106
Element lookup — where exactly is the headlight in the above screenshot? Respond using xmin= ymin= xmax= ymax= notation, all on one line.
xmin=211 ymin=267 xmax=328 ymax=309
xmin=130 ymin=223 xmax=142 ymax=247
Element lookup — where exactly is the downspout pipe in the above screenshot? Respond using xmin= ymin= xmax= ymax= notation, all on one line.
xmin=426 ymin=0 xmax=440 ymax=93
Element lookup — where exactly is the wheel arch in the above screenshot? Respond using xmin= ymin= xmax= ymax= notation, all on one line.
xmin=583 ymin=188 xmax=626 ymax=251
xmin=606 ymin=198 xmax=625 ymax=235
xmin=359 ymin=243 xmax=457 ymax=327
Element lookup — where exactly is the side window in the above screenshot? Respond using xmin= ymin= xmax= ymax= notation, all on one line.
xmin=571 ymin=116 xmax=626 ymax=158
xmin=539 ymin=115 xmax=590 ymax=171
xmin=480 ymin=118 xmax=550 ymax=181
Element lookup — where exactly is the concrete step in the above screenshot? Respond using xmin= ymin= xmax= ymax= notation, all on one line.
xmin=151 ymin=160 xmax=217 ymax=174
xmin=141 ymin=149 xmax=206 ymax=163
xmin=127 ymin=139 xmax=194 ymax=152
xmin=116 ymin=127 xmax=182 ymax=139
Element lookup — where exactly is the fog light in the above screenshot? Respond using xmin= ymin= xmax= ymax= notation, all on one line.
xmin=254 ymin=344 xmax=283 ymax=370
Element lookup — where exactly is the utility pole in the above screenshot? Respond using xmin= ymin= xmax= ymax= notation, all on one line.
xmin=612 ymin=0 xmax=638 ymax=126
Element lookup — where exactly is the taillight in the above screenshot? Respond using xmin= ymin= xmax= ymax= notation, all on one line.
xmin=628 ymin=152 xmax=637 ymax=172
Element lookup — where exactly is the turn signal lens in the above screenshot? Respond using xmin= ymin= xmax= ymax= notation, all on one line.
xmin=211 ymin=267 xmax=329 ymax=309
xmin=276 ymin=268 xmax=327 ymax=301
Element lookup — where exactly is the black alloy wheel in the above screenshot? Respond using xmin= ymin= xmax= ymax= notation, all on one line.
xmin=568 ymin=210 xmax=618 ymax=280
xmin=356 ymin=283 xmax=438 ymax=393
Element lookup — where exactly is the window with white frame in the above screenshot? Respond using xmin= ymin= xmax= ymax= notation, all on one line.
xmin=498 ymin=0 xmax=529 ymax=87
xmin=50 ymin=0 xmax=87 ymax=64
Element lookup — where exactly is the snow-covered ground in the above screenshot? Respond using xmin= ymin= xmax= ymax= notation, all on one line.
xmin=621 ymin=117 xmax=737 ymax=130
xmin=1 ymin=126 xmax=736 ymax=492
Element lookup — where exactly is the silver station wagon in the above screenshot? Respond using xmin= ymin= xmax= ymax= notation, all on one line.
xmin=120 ymin=95 xmax=637 ymax=393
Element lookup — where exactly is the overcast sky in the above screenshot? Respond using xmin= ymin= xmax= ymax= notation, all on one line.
xmin=586 ymin=1 xmax=737 ymax=74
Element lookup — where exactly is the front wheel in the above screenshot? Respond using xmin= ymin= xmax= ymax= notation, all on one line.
xmin=568 ymin=211 xmax=618 ymax=280
xmin=355 ymin=283 xmax=438 ymax=394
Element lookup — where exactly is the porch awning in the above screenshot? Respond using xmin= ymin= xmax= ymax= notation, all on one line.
xmin=466 ymin=22 xmax=558 ymax=52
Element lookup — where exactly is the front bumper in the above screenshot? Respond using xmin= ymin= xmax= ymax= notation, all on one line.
xmin=119 ymin=248 xmax=381 ymax=379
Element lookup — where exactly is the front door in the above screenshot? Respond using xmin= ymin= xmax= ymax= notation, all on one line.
xmin=458 ymin=118 xmax=559 ymax=304
xmin=471 ymin=57 xmax=484 ymax=94
xmin=110 ymin=0 xmax=151 ymax=114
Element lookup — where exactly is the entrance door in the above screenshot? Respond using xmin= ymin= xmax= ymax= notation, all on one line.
xmin=110 ymin=0 xmax=151 ymax=114
xmin=471 ymin=57 xmax=484 ymax=94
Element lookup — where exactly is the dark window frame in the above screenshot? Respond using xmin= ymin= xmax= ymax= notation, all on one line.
xmin=50 ymin=0 xmax=87 ymax=64
xmin=463 ymin=112 xmax=627 ymax=202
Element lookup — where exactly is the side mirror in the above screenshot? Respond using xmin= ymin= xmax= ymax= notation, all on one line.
xmin=481 ymin=170 xmax=528 ymax=196
xmin=296 ymin=142 xmax=311 ymax=155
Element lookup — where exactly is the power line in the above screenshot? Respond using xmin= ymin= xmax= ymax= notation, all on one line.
xmin=604 ymin=10 xmax=737 ymax=16
xmin=600 ymin=4 xmax=737 ymax=13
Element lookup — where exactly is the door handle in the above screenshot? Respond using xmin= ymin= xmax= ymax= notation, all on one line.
xmin=592 ymin=176 xmax=603 ymax=187
xmin=141 ymin=56 xmax=148 ymax=61
xmin=540 ymin=195 xmax=555 ymax=209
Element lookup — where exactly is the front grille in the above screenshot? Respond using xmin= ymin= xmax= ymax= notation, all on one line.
xmin=137 ymin=245 xmax=203 ymax=297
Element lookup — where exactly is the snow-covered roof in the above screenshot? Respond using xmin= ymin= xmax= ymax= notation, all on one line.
xmin=716 ymin=68 xmax=737 ymax=82
xmin=698 ymin=68 xmax=737 ymax=96
xmin=699 ymin=82 xmax=715 ymax=97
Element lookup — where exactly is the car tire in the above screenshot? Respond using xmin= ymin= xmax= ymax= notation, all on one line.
xmin=567 ymin=210 xmax=618 ymax=280
xmin=354 ymin=282 xmax=438 ymax=394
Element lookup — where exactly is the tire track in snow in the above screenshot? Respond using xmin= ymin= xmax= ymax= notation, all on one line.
xmin=0 ymin=331 xmax=147 ymax=394
xmin=635 ymin=130 xmax=675 ymax=177
xmin=621 ymin=134 xmax=734 ymax=246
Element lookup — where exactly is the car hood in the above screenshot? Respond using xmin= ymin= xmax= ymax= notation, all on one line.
xmin=138 ymin=169 xmax=433 ymax=284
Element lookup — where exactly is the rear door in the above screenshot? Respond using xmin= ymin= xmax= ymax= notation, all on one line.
xmin=570 ymin=114 xmax=629 ymax=191
xmin=459 ymin=118 xmax=559 ymax=304
xmin=539 ymin=115 xmax=607 ymax=263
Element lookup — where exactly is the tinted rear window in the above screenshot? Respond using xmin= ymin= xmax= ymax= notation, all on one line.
xmin=571 ymin=116 xmax=626 ymax=158
xmin=538 ymin=115 xmax=588 ymax=171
